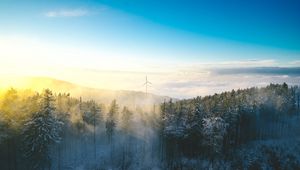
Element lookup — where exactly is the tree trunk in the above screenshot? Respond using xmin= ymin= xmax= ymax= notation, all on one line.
xmin=58 ymin=143 xmax=61 ymax=170
xmin=297 ymin=94 xmax=300 ymax=114
xmin=93 ymin=120 xmax=96 ymax=161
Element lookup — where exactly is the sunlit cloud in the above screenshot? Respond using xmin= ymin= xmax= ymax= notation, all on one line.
xmin=212 ymin=67 xmax=300 ymax=76
xmin=289 ymin=60 xmax=300 ymax=66
xmin=1 ymin=35 xmax=299 ymax=98
xmin=44 ymin=9 xmax=91 ymax=17
xmin=217 ymin=59 xmax=277 ymax=67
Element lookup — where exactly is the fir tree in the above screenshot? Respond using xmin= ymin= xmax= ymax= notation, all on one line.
xmin=105 ymin=99 xmax=119 ymax=144
xmin=120 ymin=106 xmax=133 ymax=134
xmin=120 ymin=106 xmax=133 ymax=169
xmin=105 ymin=100 xmax=119 ymax=164
xmin=82 ymin=100 xmax=102 ymax=160
xmin=22 ymin=89 xmax=62 ymax=170
xmin=0 ymin=114 xmax=9 ymax=144
xmin=202 ymin=117 xmax=227 ymax=167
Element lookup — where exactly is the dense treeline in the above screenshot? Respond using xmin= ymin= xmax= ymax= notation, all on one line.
xmin=160 ymin=83 xmax=300 ymax=169
xmin=0 ymin=88 xmax=160 ymax=170
xmin=0 ymin=83 xmax=300 ymax=169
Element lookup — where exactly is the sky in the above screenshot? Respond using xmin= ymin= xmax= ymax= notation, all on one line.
xmin=0 ymin=0 xmax=300 ymax=98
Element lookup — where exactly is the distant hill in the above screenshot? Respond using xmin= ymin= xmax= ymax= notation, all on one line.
xmin=0 ymin=76 xmax=173 ymax=110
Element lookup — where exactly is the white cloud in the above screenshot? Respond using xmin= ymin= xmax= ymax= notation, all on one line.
xmin=288 ymin=60 xmax=300 ymax=66
xmin=218 ymin=59 xmax=277 ymax=67
xmin=45 ymin=9 xmax=90 ymax=17
xmin=1 ymin=35 xmax=299 ymax=98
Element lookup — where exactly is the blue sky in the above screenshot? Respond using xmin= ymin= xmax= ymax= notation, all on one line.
xmin=1 ymin=0 xmax=300 ymax=60
xmin=0 ymin=0 xmax=300 ymax=97
xmin=100 ymin=0 xmax=300 ymax=50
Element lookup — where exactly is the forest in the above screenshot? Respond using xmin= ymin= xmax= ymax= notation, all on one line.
xmin=0 ymin=83 xmax=300 ymax=170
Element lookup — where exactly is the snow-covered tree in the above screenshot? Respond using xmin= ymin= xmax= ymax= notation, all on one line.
xmin=163 ymin=99 xmax=177 ymax=137
xmin=120 ymin=106 xmax=133 ymax=169
xmin=120 ymin=106 xmax=133 ymax=134
xmin=22 ymin=89 xmax=63 ymax=170
xmin=0 ymin=114 xmax=9 ymax=144
xmin=202 ymin=117 xmax=228 ymax=160
xmin=105 ymin=100 xmax=119 ymax=164
xmin=82 ymin=100 xmax=102 ymax=160
xmin=82 ymin=100 xmax=102 ymax=126
xmin=185 ymin=97 xmax=205 ymax=135
xmin=106 ymin=99 xmax=119 ymax=144
xmin=223 ymin=106 xmax=239 ymax=148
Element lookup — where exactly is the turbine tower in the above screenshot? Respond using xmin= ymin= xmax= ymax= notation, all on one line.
xmin=143 ymin=76 xmax=152 ymax=96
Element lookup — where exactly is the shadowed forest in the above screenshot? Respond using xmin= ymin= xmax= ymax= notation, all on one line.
xmin=0 ymin=83 xmax=300 ymax=170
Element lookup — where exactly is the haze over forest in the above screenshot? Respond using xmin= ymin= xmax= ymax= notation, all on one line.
xmin=1 ymin=0 xmax=300 ymax=170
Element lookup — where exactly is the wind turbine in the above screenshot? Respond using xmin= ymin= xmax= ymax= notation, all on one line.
xmin=143 ymin=76 xmax=152 ymax=96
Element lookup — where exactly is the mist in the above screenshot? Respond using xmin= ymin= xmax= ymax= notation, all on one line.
xmin=1 ymin=82 xmax=300 ymax=169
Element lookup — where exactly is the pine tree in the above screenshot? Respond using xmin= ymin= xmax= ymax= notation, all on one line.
xmin=187 ymin=97 xmax=205 ymax=133
xmin=297 ymin=86 xmax=300 ymax=113
xmin=106 ymin=100 xmax=119 ymax=144
xmin=120 ymin=106 xmax=133 ymax=134
xmin=82 ymin=100 xmax=102 ymax=160
xmin=120 ymin=106 xmax=133 ymax=169
xmin=0 ymin=114 xmax=9 ymax=144
xmin=105 ymin=99 xmax=119 ymax=164
xmin=159 ymin=100 xmax=167 ymax=161
xmin=223 ymin=106 xmax=239 ymax=150
xmin=22 ymin=89 xmax=63 ymax=170
xmin=164 ymin=99 xmax=176 ymax=136
xmin=202 ymin=116 xmax=227 ymax=165
xmin=181 ymin=98 xmax=205 ymax=156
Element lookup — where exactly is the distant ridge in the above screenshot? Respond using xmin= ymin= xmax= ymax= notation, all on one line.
xmin=0 ymin=76 xmax=174 ymax=110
